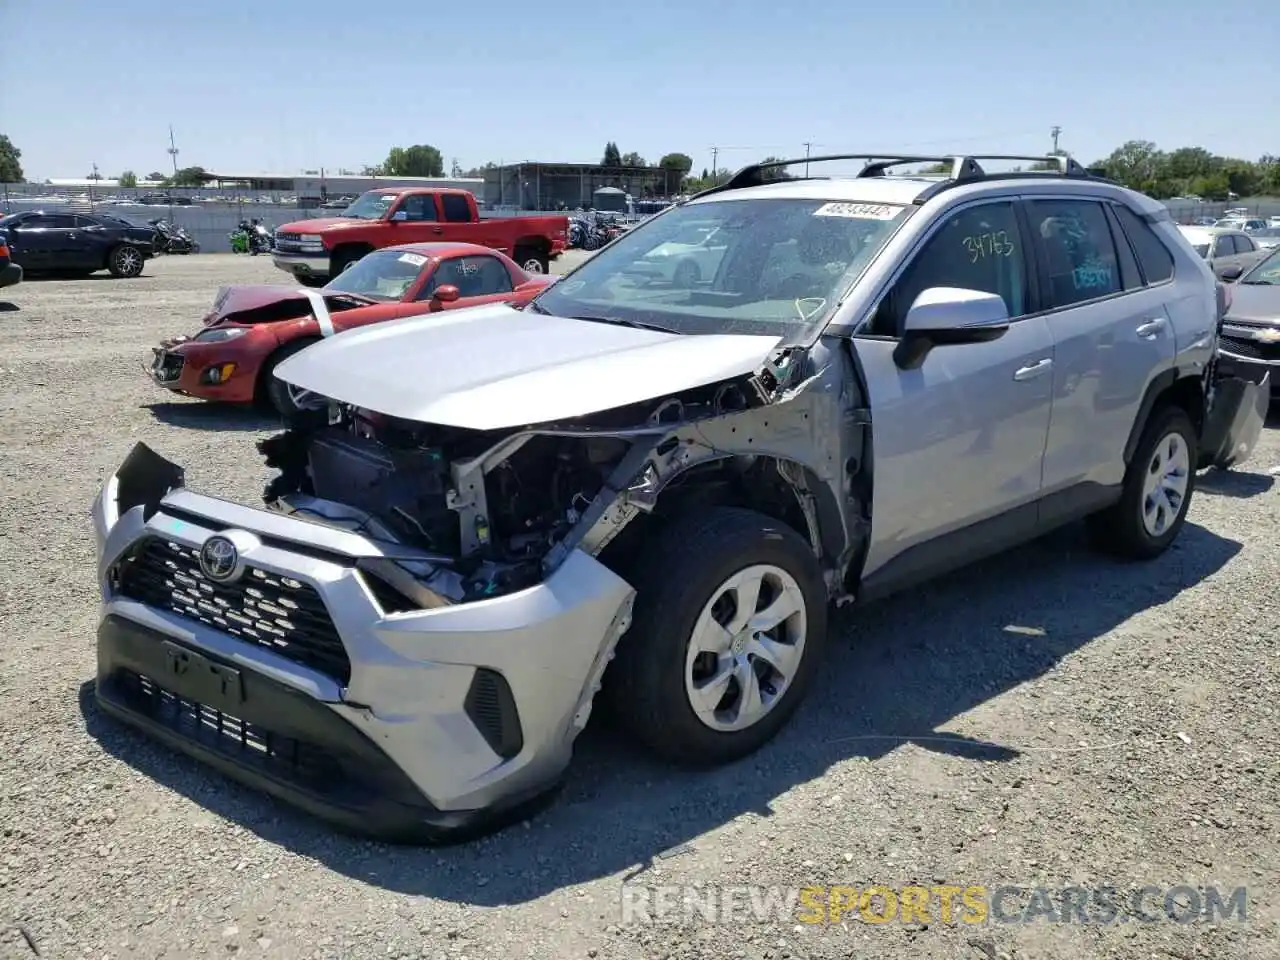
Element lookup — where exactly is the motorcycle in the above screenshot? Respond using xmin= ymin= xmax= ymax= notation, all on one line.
xmin=149 ymin=218 xmax=198 ymax=255
xmin=230 ymin=219 xmax=273 ymax=255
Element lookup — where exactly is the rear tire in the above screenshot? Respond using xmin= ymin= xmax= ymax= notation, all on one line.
xmin=107 ymin=245 xmax=145 ymax=278
xmin=514 ymin=245 xmax=550 ymax=274
xmin=602 ymin=507 xmax=828 ymax=767
xmin=1088 ymin=405 xmax=1197 ymax=560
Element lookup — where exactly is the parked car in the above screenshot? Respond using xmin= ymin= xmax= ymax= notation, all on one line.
xmin=621 ymin=219 xmax=729 ymax=286
xmin=92 ymin=152 xmax=1267 ymax=842
xmin=1213 ymin=217 xmax=1267 ymax=232
xmin=1247 ymin=227 xmax=1280 ymax=250
xmin=1176 ymin=226 xmax=1266 ymax=280
xmin=0 ymin=233 xmax=21 ymax=290
xmin=0 ymin=210 xmax=156 ymax=277
xmin=271 ymin=189 xmax=569 ymax=286
xmin=149 ymin=242 xmax=554 ymax=417
xmin=1216 ymin=247 xmax=1280 ymax=399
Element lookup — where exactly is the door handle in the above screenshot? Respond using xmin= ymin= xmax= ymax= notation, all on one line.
xmin=1136 ymin=317 xmax=1168 ymax=339
xmin=432 ymin=226 xmax=443 ymax=234
xmin=1013 ymin=358 xmax=1053 ymax=381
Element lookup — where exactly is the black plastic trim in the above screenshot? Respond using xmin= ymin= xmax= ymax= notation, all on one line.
xmin=463 ymin=668 xmax=524 ymax=760
xmin=95 ymin=615 xmax=559 ymax=844
xmin=857 ymin=481 xmax=1121 ymax=604
xmin=1122 ymin=369 xmax=1179 ymax=464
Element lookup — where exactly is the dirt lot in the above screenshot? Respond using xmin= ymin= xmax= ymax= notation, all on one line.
xmin=1 ymin=254 xmax=1278 ymax=960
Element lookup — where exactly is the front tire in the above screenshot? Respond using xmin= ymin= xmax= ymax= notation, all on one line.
xmin=260 ymin=338 xmax=323 ymax=419
xmin=1089 ymin=405 xmax=1197 ymax=560
xmin=107 ymin=245 xmax=145 ymax=278
xmin=604 ymin=507 xmax=827 ymax=767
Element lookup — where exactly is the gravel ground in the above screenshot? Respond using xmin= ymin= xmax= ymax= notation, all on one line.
xmin=1 ymin=254 xmax=1278 ymax=960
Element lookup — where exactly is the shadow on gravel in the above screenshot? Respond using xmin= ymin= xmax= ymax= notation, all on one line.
xmin=144 ymin=400 xmax=280 ymax=432
xmin=0 ymin=301 xmax=17 ymax=312
xmin=79 ymin=520 xmax=1241 ymax=905
xmin=1197 ymin=468 xmax=1275 ymax=498
xmin=23 ymin=272 xmax=134 ymax=282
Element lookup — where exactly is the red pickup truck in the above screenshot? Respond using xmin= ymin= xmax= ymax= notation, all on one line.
xmin=271 ymin=188 xmax=568 ymax=285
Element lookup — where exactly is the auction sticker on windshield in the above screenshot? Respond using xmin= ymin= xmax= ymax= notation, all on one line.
xmin=813 ymin=202 xmax=899 ymax=220
xmin=398 ymin=253 xmax=428 ymax=267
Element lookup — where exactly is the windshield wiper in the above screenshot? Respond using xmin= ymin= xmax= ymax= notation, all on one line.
xmin=570 ymin=315 xmax=678 ymax=334
xmin=1239 ymin=279 xmax=1273 ymax=285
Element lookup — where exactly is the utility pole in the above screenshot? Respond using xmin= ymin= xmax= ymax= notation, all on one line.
xmin=89 ymin=162 xmax=98 ymax=210
xmin=710 ymin=147 xmax=719 ymax=184
xmin=1051 ymin=125 xmax=1062 ymax=155
xmin=167 ymin=125 xmax=180 ymax=177
xmin=803 ymin=142 xmax=812 ymax=177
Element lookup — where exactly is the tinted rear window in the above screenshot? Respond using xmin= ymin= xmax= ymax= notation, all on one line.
xmin=1114 ymin=206 xmax=1174 ymax=283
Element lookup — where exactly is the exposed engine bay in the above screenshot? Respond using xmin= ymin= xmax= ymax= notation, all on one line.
xmin=256 ymin=377 xmax=767 ymax=604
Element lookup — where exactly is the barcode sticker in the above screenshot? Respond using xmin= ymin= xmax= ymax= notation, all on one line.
xmin=813 ymin=202 xmax=898 ymax=220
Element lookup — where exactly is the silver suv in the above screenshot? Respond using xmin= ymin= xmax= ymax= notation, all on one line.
xmin=92 ymin=153 xmax=1270 ymax=842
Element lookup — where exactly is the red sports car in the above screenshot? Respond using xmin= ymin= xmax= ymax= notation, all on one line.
xmin=148 ymin=242 xmax=555 ymax=416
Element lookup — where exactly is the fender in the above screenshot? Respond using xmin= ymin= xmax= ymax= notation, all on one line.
xmin=1122 ymin=369 xmax=1180 ymax=464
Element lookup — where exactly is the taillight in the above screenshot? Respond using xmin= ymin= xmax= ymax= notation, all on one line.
xmin=0 ymin=242 xmax=9 ymax=258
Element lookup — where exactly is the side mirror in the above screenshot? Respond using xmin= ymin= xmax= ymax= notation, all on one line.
xmin=391 ymin=210 xmax=408 ymax=222
xmin=432 ymin=284 xmax=460 ymax=303
xmin=893 ymin=287 xmax=1010 ymax=370
xmin=1218 ymin=265 xmax=1244 ymax=282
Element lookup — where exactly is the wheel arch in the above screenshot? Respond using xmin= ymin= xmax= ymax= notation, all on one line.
xmin=1123 ymin=368 xmax=1206 ymax=465
xmin=329 ymin=242 xmax=374 ymax=272
xmin=254 ymin=332 xmax=322 ymax=406
xmin=597 ymin=451 xmax=850 ymax=591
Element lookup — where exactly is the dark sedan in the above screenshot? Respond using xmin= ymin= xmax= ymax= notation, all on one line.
xmin=1218 ymin=248 xmax=1280 ymax=400
xmin=0 ymin=233 xmax=20 ymax=290
xmin=0 ymin=210 xmax=157 ymax=278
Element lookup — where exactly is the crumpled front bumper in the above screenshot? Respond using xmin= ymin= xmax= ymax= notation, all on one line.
xmin=91 ymin=443 xmax=635 ymax=842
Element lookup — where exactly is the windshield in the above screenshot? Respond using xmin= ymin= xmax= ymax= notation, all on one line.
xmin=341 ymin=191 xmax=397 ymax=220
xmin=1240 ymin=248 xmax=1280 ymax=284
xmin=532 ymin=197 xmax=911 ymax=338
xmin=322 ymin=249 xmax=427 ymax=300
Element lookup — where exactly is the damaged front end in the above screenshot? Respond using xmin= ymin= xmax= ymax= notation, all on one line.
xmin=253 ymin=348 xmax=833 ymax=607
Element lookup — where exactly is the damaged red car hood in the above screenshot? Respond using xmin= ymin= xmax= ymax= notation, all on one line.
xmin=204 ymin=284 xmax=372 ymax=325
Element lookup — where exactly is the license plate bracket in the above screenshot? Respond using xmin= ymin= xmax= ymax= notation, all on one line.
xmin=162 ymin=641 xmax=244 ymax=709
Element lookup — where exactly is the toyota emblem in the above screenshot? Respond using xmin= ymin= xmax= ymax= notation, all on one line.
xmin=199 ymin=536 xmax=239 ymax=582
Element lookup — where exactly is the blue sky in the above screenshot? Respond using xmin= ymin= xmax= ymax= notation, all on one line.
xmin=2 ymin=0 xmax=1276 ymax=181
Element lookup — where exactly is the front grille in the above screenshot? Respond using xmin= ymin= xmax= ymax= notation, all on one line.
xmin=115 ymin=536 xmax=351 ymax=684
xmin=1220 ymin=333 xmax=1280 ymax=362
xmin=276 ymin=232 xmax=302 ymax=243
xmin=115 ymin=669 xmax=341 ymax=786
xmin=154 ymin=353 xmax=185 ymax=383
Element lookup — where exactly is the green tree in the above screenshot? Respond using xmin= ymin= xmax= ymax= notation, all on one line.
xmin=602 ymin=142 xmax=622 ymax=167
xmin=170 ymin=166 xmax=209 ymax=187
xmin=1096 ymin=140 xmax=1165 ymax=192
xmin=383 ymin=145 xmax=444 ymax=177
xmin=145 ymin=171 xmax=166 ymax=182
xmin=655 ymin=152 xmax=693 ymax=193
xmin=758 ymin=156 xmax=795 ymax=180
xmin=118 ymin=171 xmax=138 ymax=188
xmin=620 ymin=151 xmax=645 ymax=167
xmin=0 ymin=135 xmax=22 ymax=182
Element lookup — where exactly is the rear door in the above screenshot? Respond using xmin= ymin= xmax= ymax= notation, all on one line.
xmin=1025 ymin=197 xmax=1176 ymax=503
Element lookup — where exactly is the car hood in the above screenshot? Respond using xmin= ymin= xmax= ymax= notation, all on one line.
xmin=203 ymin=284 xmax=373 ymax=325
xmin=273 ymin=303 xmax=782 ymax=429
xmin=276 ymin=217 xmax=371 ymax=234
xmin=1225 ymin=283 xmax=1280 ymax=325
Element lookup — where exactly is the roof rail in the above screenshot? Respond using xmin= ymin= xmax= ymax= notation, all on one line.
xmin=687 ymin=151 xmax=1108 ymax=203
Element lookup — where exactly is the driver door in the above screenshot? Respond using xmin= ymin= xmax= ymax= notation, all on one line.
xmin=851 ymin=198 xmax=1056 ymax=589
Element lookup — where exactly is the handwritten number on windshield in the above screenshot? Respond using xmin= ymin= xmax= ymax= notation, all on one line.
xmin=962 ymin=232 xmax=1015 ymax=262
